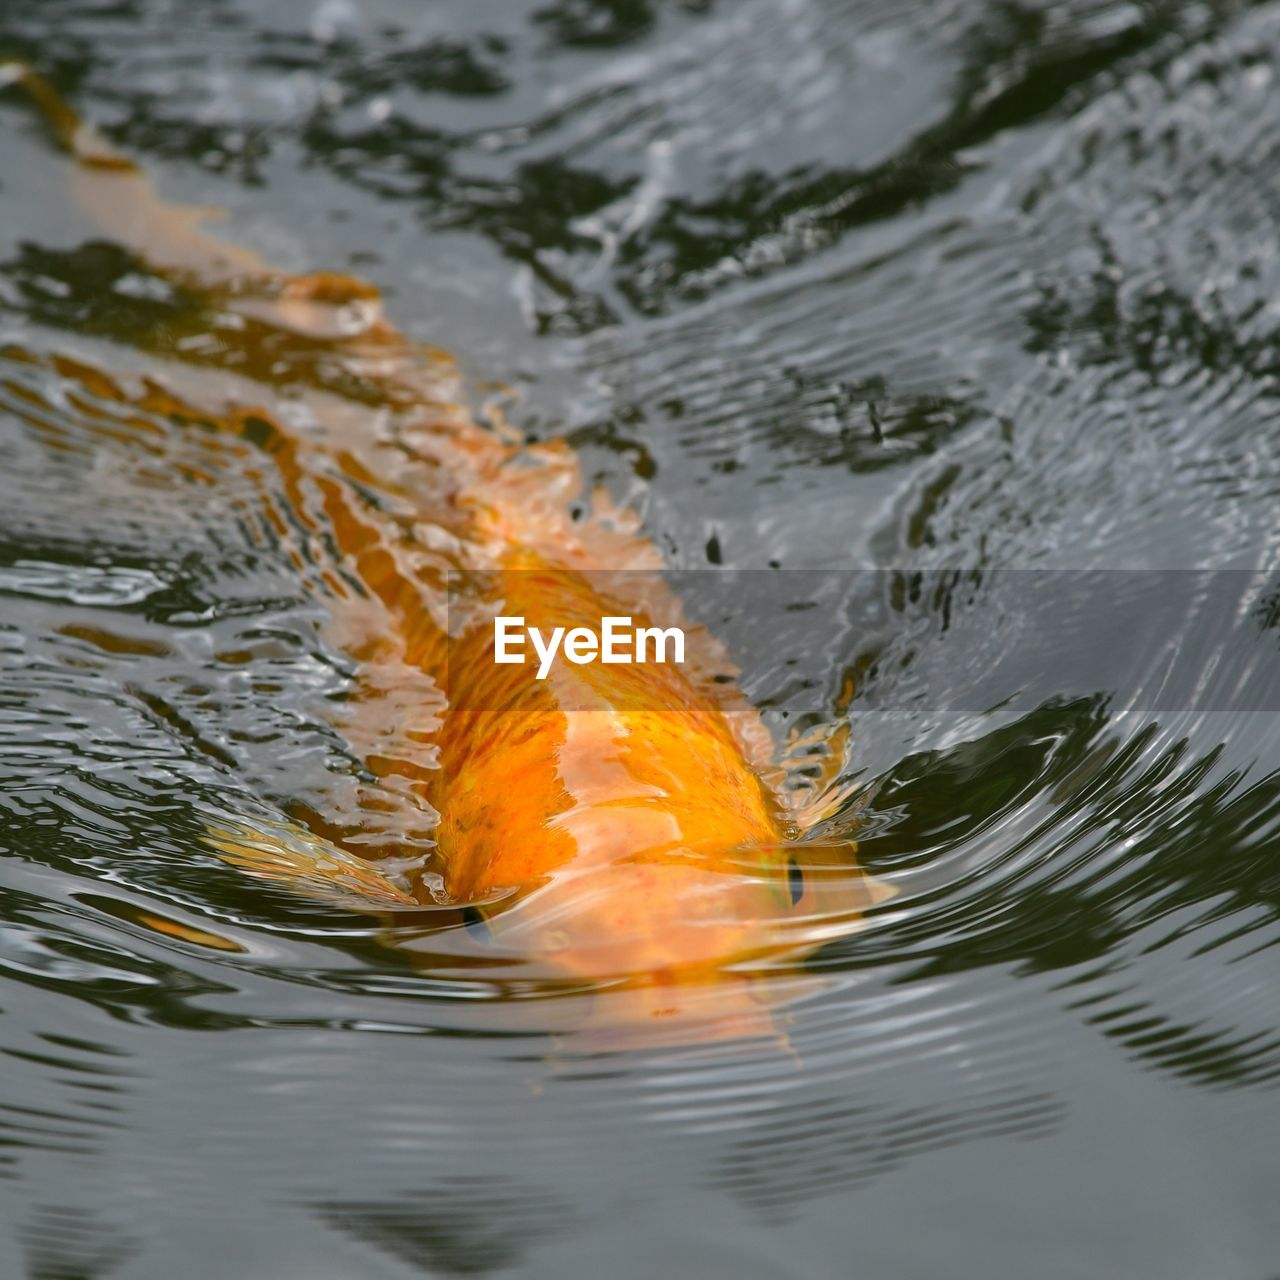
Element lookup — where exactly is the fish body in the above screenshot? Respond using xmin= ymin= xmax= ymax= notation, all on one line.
xmin=2 ymin=65 xmax=888 ymax=1047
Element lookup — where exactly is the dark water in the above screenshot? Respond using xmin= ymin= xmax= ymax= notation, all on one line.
xmin=3 ymin=0 xmax=1280 ymax=1275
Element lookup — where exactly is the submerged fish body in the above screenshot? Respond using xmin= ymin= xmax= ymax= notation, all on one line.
xmin=2 ymin=65 xmax=888 ymax=1047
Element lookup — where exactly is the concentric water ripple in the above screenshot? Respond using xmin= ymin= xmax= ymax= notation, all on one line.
xmin=3 ymin=0 xmax=1280 ymax=1275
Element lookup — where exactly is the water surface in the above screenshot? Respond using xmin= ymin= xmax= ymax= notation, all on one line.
xmin=3 ymin=1 xmax=1280 ymax=1276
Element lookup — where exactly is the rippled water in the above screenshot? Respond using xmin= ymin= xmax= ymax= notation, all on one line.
xmin=3 ymin=1 xmax=1280 ymax=1276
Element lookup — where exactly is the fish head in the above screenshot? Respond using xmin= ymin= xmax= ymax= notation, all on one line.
xmin=468 ymin=836 xmax=892 ymax=1052
xmin=427 ymin=561 xmax=895 ymax=1050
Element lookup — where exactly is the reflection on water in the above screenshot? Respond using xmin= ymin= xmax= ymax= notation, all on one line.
xmin=3 ymin=0 xmax=1280 ymax=1275
xmin=21 ymin=1205 xmax=138 ymax=1280
xmin=316 ymin=1181 xmax=574 ymax=1278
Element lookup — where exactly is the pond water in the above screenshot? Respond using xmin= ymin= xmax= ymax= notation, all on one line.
xmin=3 ymin=1 xmax=1280 ymax=1276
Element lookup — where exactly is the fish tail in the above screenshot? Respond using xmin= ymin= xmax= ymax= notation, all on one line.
xmin=0 ymin=60 xmax=134 ymax=169
xmin=0 ymin=58 xmax=265 ymax=283
xmin=0 ymin=59 xmax=465 ymax=404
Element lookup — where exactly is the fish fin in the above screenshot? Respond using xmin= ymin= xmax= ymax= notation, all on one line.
xmin=203 ymin=815 xmax=420 ymax=911
xmin=779 ymin=717 xmax=856 ymax=827
xmin=777 ymin=666 xmax=869 ymax=831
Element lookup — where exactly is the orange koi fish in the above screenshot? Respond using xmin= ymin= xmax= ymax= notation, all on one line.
xmin=1 ymin=64 xmax=890 ymax=1049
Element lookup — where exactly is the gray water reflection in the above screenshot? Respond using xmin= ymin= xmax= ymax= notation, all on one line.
xmin=3 ymin=0 xmax=1280 ymax=1277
